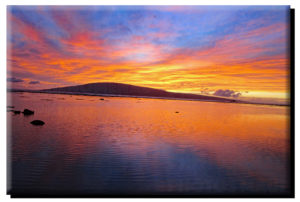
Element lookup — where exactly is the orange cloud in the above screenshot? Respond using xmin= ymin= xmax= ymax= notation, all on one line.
xmin=7 ymin=7 xmax=290 ymax=101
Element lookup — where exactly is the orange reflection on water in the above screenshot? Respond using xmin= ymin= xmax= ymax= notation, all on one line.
xmin=8 ymin=92 xmax=290 ymax=193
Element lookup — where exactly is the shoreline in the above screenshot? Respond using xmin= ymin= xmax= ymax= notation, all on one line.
xmin=7 ymin=89 xmax=289 ymax=107
xmin=7 ymin=89 xmax=290 ymax=107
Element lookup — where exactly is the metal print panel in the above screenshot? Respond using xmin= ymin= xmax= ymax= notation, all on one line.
xmin=6 ymin=5 xmax=293 ymax=197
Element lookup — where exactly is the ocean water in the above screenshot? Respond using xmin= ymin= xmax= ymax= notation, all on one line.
xmin=7 ymin=92 xmax=291 ymax=196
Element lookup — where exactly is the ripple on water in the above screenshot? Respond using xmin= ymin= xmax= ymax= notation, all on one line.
xmin=8 ymin=92 xmax=291 ymax=195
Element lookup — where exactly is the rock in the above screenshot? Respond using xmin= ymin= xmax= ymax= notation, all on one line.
xmin=22 ymin=109 xmax=34 ymax=115
xmin=30 ymin=120 xmax=45 ymax=125
xmin=100 ymin=98 xmax=104 ymax=100
xmin=13 ymin=110 xmax=21 ymax=114
xmin=175 ymin=111 xmax=179 ymax=113
xmin=7 ymin=106 xmax=14 ymax=108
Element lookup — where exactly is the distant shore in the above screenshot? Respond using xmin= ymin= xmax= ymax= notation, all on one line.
xmin=7 ymin=88 xmax=289 ymax=107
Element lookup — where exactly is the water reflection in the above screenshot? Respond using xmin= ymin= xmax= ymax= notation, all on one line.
xmin=7 ymin=92 xmax=290 ymax=196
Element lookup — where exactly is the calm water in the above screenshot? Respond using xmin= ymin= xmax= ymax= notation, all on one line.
xmin=7 ymin=92 xmax=291 ymax=196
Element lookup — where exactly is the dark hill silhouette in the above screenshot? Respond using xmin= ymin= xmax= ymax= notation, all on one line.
xmin=42 ymin=82 xmax=240 ymax=103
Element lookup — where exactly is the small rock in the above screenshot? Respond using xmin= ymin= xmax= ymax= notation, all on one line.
xmin=100 ymin=98 xmax=104 ymax=100
xmin=7 ymin=106 xmax=15 ymax=108
xmin=22 ymin=109 xmax=34 ymax=115
xmin=30 ymin=120 xmax=45 ymax=125
xmin=13 ymin=110 xmax=21 ymax=114
xmin=175 ymin=111 xmax=179 ymax=113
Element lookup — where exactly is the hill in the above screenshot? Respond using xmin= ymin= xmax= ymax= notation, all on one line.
xmin=41 ymin=82 xmax=239 ymax=103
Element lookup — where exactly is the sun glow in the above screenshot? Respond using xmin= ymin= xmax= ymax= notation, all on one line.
xmin=7 ymin=6 xmax=290 ymax=103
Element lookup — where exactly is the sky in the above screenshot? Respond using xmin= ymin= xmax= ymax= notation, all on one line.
xmin=7 ymin=6 xmax=290 ymax=102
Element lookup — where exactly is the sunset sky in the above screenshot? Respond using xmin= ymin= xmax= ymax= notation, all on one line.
xmin=7 ymin=6 xmax=290 ymax=101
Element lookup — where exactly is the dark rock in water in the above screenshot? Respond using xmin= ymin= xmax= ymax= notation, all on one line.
xmin=7 ymin=106 xmax=14 ymax=108
xmin=22 ymin=109 xmax=34 ymax=115
xmin=30 ymin=120 xmax=45 ymax=125
xmin=13 ymin=110 xmax=21 ymax=114
xmin=100 ymin=98 xmax=104 ymax=100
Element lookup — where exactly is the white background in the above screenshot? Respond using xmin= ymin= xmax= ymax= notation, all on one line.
xmin=0 ymin=0 xmax=298 ymax=201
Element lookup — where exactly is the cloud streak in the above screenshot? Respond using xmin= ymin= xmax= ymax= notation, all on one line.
xmin=29 ymin=80 xmax=40 ymax=84
xmin=7 ymin=77 xmax=24 ymax=83
xmin=7 ymin=6 xmax=290 ymax=99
